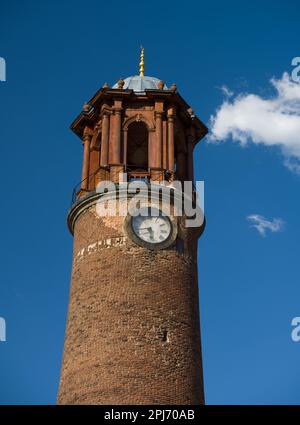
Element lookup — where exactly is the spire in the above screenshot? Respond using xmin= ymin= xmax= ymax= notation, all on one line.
xmin=139 ymin=46 xmax=145 ymax=77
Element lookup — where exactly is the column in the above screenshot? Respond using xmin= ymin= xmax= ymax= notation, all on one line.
xmin=163 ymin=119 xmax=167 ymax=170
xmin=111 ymin=108 xmax=122 ymax=164
xmin=81 ymin=132 xmax=91 ymax=190
xmin=100 ymin=112 xmax=109 ymax=166
xmin=155 ymin=111 xmax=163 ymax=168
xmin=123 ymin=129 xmax=128 ymax=165
xmin=167 ymin=113 xmax=175 ymax=172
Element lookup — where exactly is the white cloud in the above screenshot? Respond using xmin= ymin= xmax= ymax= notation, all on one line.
xmin=219 ymin=85 xmax=234 ymax=97
xmin=247 ymin=214 xmax=285 ymax=237
xmin=283 ymin=157 xmax=300 ymax=175
xmin=209 ymin=72 xmax=300 ymax=173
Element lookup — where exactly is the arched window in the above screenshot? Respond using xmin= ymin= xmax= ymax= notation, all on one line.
xmin=127 ymin=122 xmax=148 ymax=171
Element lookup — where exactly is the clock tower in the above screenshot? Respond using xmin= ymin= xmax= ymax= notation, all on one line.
xmin=57 ymin=49 xmax=208 ymax=405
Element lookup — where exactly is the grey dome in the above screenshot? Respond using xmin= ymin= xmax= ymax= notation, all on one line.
xmin=113 ymin=75 xmax=168 ymax=92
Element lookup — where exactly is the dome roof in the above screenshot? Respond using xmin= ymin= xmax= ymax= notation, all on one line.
xmin=113 ymin=75 xmax=168 ymax=92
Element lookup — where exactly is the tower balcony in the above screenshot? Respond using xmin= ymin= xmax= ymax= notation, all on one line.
xmin=70 ymin=165 xmax=178 ymax=206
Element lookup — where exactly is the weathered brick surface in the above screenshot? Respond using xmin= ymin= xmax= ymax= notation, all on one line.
xmin=57 ymin=204 xmax=204 ymax=405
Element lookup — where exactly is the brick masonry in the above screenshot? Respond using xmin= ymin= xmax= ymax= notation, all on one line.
xmin=57 ymin=201 xmax=204 ymax=405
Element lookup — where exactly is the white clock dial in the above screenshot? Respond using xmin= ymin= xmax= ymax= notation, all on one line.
xmin=132 ymin=214 xmax=171 ymax=244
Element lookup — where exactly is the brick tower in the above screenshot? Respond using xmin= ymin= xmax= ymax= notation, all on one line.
xmin=57 ymin=49 xmax=208 ymax=405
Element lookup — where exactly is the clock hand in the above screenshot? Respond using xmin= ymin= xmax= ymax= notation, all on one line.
xmin=138 ymin=229 xmax=149 ymax=234
xmin=138 ymin=226 xmax=154 ymax=240
xmin=147 ymin=226 xmax=154 ymax=240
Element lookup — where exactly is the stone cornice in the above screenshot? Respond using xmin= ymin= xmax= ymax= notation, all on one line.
xmin=70 ymin=86 xmax=208 ymax=143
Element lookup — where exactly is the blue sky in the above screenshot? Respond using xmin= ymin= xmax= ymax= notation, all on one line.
xmin=0 ymin=0 xmax=300 ymax=404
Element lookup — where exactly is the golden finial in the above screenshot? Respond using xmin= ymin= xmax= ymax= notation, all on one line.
xmin=139 ymin=46 xmax=145 ymax=77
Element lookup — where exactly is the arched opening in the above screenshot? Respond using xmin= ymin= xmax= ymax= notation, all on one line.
xmin=127 ymin=122 xmax=148 ymax=173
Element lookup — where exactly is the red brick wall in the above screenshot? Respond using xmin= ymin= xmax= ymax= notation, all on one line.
xmin=57 ymin=203 xmax=204 ymax=405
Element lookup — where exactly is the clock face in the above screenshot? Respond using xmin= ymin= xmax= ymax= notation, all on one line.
xmin=131 ymin=210 xmax=172 ymax=244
